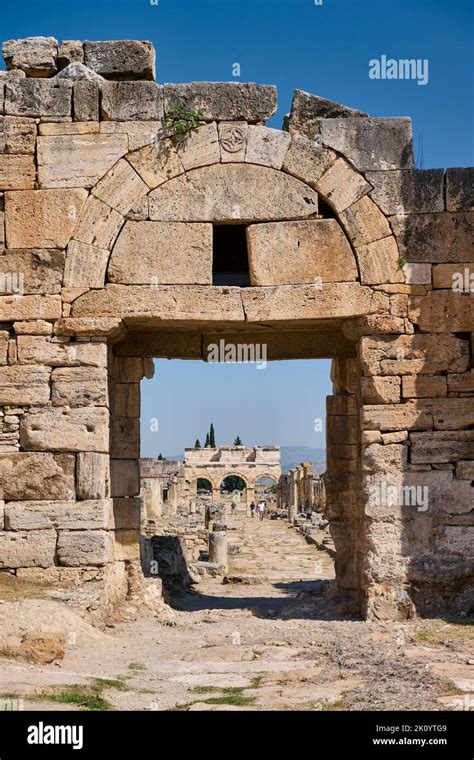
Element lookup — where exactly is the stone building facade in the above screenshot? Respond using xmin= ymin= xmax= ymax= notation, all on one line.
xmin=0 ymin=37 xmax=472 ymax=620
xmin=278 ymin=462 xmax=326 ymax=517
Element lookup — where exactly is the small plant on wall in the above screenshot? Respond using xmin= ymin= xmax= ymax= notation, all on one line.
xmin=164 ymin=103 xmax=204 ymax=136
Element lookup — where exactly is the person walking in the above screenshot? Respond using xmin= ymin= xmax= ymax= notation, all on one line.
xmin=250 ymin=501 xmax=256 ymax=518
xmin=258 ymin=501 xmax=265 ymax=522
xmin=231 ymin=501 xmax=236 ymax=516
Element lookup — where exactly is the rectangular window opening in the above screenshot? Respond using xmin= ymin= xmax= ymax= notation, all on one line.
xmin=212 ymin=224 xmax=250 ymax=286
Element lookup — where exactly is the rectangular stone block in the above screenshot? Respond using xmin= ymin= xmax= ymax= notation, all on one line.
xmin=282 ymin=135 xmax=336 ymax=188
xmin=114 ymin=529 xmax=140 ymax=561
xmin=127 ymin=138 xmax=184 ymax=190
xmin=366 ymin=169 xmax=444 ymax=215
xmin=360 ymin=334 xmax=469 ymax=376
xmin=110 ymin=459 xmax=140 ymax=497
xmin=91 ymin=158 xmax=148 ymax=214
xmin=39 ymin=122 xmax=99 ymax=136
xmin=404 ymin=263 xmax=431 ymax=285
xmin=175 ymin=122 xmax=220 ymax=171
xmin=436 ymin=526 xmax=474 ymax=556
xmin=112 ymin=383 xmax=140 ymax=417
xmin=5 ymin=189 xmax=88 ymax=249
xmin=446 ymin=168 xmax=474 ymax=212
xmin=326 ymin=395 xmax=357 ymax=416
xmin=448 ymin=371 xmax=474 ymax=393
xmin=112 ymin=498 xmax=140 ymax=530
xmin=52 ymin=367 xmax=109 ymax=407
xmin=37 ymin=133 xmax=128 ymax=189
xmin=408 ymin=291 xmax=473 ymax=332
xmin=218 ymin=121 xmax=248 ymax=163
xmin=0 ymin=366 xmax=50 ymax=405
xmin=0 ymin=331 xmax=8 ymax=365
xmin=0 ymin=250 xmax=65 ymax=294
xmin=390 ymin=212 xmax=474 ymax=263
xmin=0 ymin=295 xmax=61 ymax=321
xmin=5 ymin=499 xmax=113 ymax=531
xmin=0 ymin=452 xmax=75 ymax=501
xmin=3 ymin=36 xmax=58 ymax=77
xmin=433 ymin=263 xmax=472 ymax=289
xmin=244 ymin=125 xmax=291 ymax=170
xmin=456 ymin=461 xmax=474 ymax=480
xmin=101 ymin=81 xmax=164 ymax=121
xmin=320 ymin=117 xmax=414 ymax=171
xmin=163 ymin=82 xmax=277 ymax=122
xmin=401 ymin=375 xmax=447 ymax=399
xmin=410 ymin=431 xmax=474 ymax=464
xmin=57 ymin=529 xmax=114 ymax=566
xmin=0 ymin=155 xmax=35 ymax=190
xmin=326 ymin=415 xmax=358 ymax=444
xmin=1 ymin=116 xmax=36 ymax=153
xmin=5 ymin=79 xmax=72 ymax=118
xmin=339 ymin=194 xmax=392 ymax=248
xmin=111 ymin=417 xmax=139 ymax=459
xmin=73 ymin=81 xmax=99 ymax=121
xmin=84 ymin=40 xmax=155 ymax=80
xmin=17 ymin=336 xmax=107 ymax=367
xmin=362 ymin=401 xmax=433 ymax=431
xmin=20 ymin=407 xmax=109 ymax=452
xmin=315 ymin=158 xmax=371 ymax=212
xmin=63 ymin=240 xmax=110 ymax=288
xmin=77 ymin=452 xmax=110 ymax=500
xmin=0 ymin=529 xmax=56 ymax=568
xmin=72 ymin=195 xmax=123 ymax=250
xmin=361 ymin=376 xmax=401 ymax=404
xmin=431 ymin=398 xmax=474 ymax=430
xmin=356 ymin=236 xmax=403 ymax=285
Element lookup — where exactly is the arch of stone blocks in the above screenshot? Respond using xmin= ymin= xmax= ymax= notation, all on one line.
xmin=0 ymin=36 xmax=472 ymax=622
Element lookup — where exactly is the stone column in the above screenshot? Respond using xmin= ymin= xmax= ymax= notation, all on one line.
xmin=209 ymin=530 xmax=228 ymax=571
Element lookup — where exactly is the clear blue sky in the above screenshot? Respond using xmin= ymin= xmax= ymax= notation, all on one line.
xmin=2 ymin=0 xmax=472 ymax=456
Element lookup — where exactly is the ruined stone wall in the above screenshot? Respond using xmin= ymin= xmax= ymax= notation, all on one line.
xmin=0 ymin=37 xmax=472 ymax=620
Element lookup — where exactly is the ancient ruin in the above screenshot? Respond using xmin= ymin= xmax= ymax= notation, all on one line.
xmin=0 ymin=36 xmax=472 ymax=624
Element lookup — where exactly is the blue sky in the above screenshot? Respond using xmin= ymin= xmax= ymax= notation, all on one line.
xmin=2 ymin=0 xmax=472 ymax=456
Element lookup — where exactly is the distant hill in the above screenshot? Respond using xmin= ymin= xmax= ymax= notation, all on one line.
xmin=159 ymin=446 xmax=326 ymax=475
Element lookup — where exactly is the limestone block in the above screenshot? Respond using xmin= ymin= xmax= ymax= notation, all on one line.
xmin=127 ymin=139 xmax=184 ymax=189
xmin=111 ymin=416 xmax=139 ymax=459
xmin=342 ymin=315 xmax=406 ymax=339
xmin=355 ymin=236 xmax=403 ymax=285
xmin=381 ymin=431 xmax=408 ymax=444
xmin=149 ymin=164 xmax=319 ymax=222
xmin=326 ymin=396 xmax=357 ymax=416
xmin=5 ymin=80 xmax=72 ymax=118
xmin=100 ymin=120 xmax=162 ymax=150
xmin=114 ymin=530 xmax=140 ymax=561
xmin=244 ymin=125 xmax=291 ymax=169
xmin=39 ymin=122 xmax=99 ymax=136
xmin=0 ymin=366 xmax=50 ymax=405
xmin=360 ymin=335 xmax=469 ymax=376
xmin=5 ymin=500 xmax=113 ymax=531
xmin=446 ymin=168 xmax=474 ymax=211
xmin=110 ymin=460 xmax=140 ymax=497
xmin=108 ymin=221 xmax=213 ymax=285
xmin=112 ymin=383 xmax=140 ymax=417
xmin=366 ymin=169 xmax=444 ymax=215
xmin=339 ymin=195 xmax=391 ymax=249
xmin=163 ymin=82 xmax=277 ymax=123
xmin=410 ymin=431 xmax=474 ymax=464
xmin=315 ymin=158 xmax=370 ymax=212
xmin=0 ymin=155 xmax=35 ymax=190
xmin=247 ymin=220 xmax=357 ymax=285
xmin=432 ymin=263 xmax=473 ymax=289
xmin=57 ymin=40 xmax=84 ymax=68
xmin=0 ymin=250 xmax=64 ymax=294
xmin=55 ymin=63 xmax=104 ymax=82
xmin=402 ymin=375 xmax=446 ymax=399
xmin=390 ymin=212 xmax=474 ymax=263
xmin=282 ymin=135 xmax=336 ymax=187
xmin=13 ymin=323 xmax=53 ymax=337
xmin=101 ymin=82 xmax=164 ymax=121
xmin=52 ymin=367 xmax=108 ymax=407
xmin=37 ymin=133 xmax=128 ymax=189
xmin=3 ymin=37 xmax=58 ymax=77
xmin=320 ymin=117 xmax=414 ymax=171
xmin=5 ymin=189 xmax=87 ymax=249
xmin=84 ymin=40 xmax=155 ymax=80
xmin=0 ymin=453 xmax=75 ymax=501
xmin=57 ymin=530 xmax=114 ymax=566
xmin=456 ymin=461 xmax=474 ymax=479
xmin=17 ymin=336 xmax=107 ymax=367
xmin=72 ymin=196 xmax=123 ymax=250
xmin=0 ymin=529 xmax=56 ymax=568
xmin=126 ymin=194 xmax=148 ymax=220
xmin=53 ymin=318 xmax=124 ymax=338
xmin=0 ymin=211 xmax=4 ymax=252
xmin=20 ymin=407 xmax=109 ymax=452
xmin=218 ymin=121 xmax=248 ymax=162
xmin=1 ymin=116 xmax=36 ymax=153
xmin=431 ymin=398 xmax=474 ymax=430
xmin=404 ymin=263 xmax=431 ymax=285
xmin=362 ymin=442 xmax=408 ymax=473
xmin=174 ymin=123 xmax=220 ymax=171
xmin=73 ymin=81 xmax=99 ymax=121
xmin=361 ymin=376 xmax=401 ymax=404
xmin=447 ymin=371 xmax=474 ymax=393
xmin=64 ymin=240 xmax=110 ymax=288
xmin=112 ymin=498 xmax=140 ymax=530
xmin=0 ymin=295 xmax=61 ymax=321
xmin=326 ymin=415 xmax=358 ymax=445
xmin=0 ymin=331 xmax=8 ymax=364
xmin=285 ymin=89 xmax=367 ymax=139
xmin=365 ymin=470 xmax=472 ymax=518
xmin=77 ymin=452 xmax=110 ymax=499
xmin=436 ymin=526 xmax=474 ymax=556
xmin=91 ymin=159 xmax=148 ymax=214
xmin=362 ymin=401 xmax=433 ymax=432
xmin=408 ymin=292 xmax=473 ymax=332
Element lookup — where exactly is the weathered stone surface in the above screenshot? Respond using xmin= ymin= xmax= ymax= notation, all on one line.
xmin=149 ymin=164 xmax=319 ymax=222
xmin=456 ymin=461 xmax=474 ymax=479
xmin=285 ymin=89 xmax=367 ymax=139
xmin=84 ymin=40 xmax=155 ymax=80
xmin=101 ymin=81 xmax=163 ymax=121
xmin=448 ymin=370 xmax=474 ymax=393
xmin=402 ymin=375 xmax=447 ymax=398
xmin=3 ymin=37 xmax=58 ymax=77
xmin=0 ymin=366 xmax=50 ymax=405
xmin=4 ymin=79 xmax=72 ymax=118
xmin=247 ymin=220 xmax=357 ymax=285
xmin=363 ymin=398 xmax=474 ymax=432
xmin=0 ymin=211 xmax=4 ymax=253
xmin=0 ymin=155 xmax=35 ymax=190
xmin=52 ymin=366 xmax=108 ymax=407
xmin=430 ymin=398 xmax=474 ymax=430
xmin=114 ymin=530 xmax=139 ymax=561
xmin=356 ymin=236 xmax=403 ymax=285
xmin=432 ymin=263 xmax=472 ymax=289
xmin=0 ymin=295 xmax=61 ymax=321
xmin=64 ymin=240 xmax=110 ymax=288
xmin=339 ymin=195 xmax=391 ymax=248
xmin=127 ymin=139 xmax=184 ymax=189
xmin=73 ymin=195 xmax=123 ymax=251
xmin=0 ymin=332 xmax=8 ymax=364
xmin=92 ymin=159 xmax=148 ymax=214
xmin=320 ymin=117 xmax=414 ymax=171
xmin=17 ymin=336 xmax=107 ymax=367
xmin=73 ymin=81 xmax=99 ymax=121
xmin=282 ymin=135 xmax=336 ymax=187
xmin=0 ymin=453 xmax=75 ymax=501
xmin=411 ymin=431 xmax=474 ymax=464
xmin=446 ymin=168 xmax=474 ymax=212
xmin=244 ymin=126 xmax=291 ymax=169
xmin=218 ymin=121 xmax=248 ymax=162
xmin=0 ymin=116 xmax=36 ymax=153
xmin=57 ymin=530 xmax=114 ymax=566
xmin=108 ymin=221 xmax=213 ymax=285
xmin=110 ymin=460 xmax=140 ymax=497
xmin=20 ymin=407 xmax=109 ymax=452
xmin=77 ymin=452 xmax=110 ymax=499
xmin=100 ymin=120 xmax=162 ymax=150
xmin=53 ymin=318 xmax=124 ymax=338
xmin=365 ymin=470 xmax=473 ymax=517
xmin=5 ymin=500 xmax=113 ymax=531
xmin=111 ymin=417 xmax=139 ymax=459
xmin=57 ymin=40 xmax=84 ymax=68
xmin=0 ymin=250 xmax=64 ymax=294
xmin=361 ymin=376 xmax=401 ymax=404
xmin=362 ymin=442 xmax=407 ymax=473
xmin=0 ymin=529 xmax=56 ymax=568
xmin=5 ymin=189 xmax=87 ymax=249
xmin=112 ymin=383 xmax=140 ymax=417
xmin=360 ymin=335 xmax=469 ymax=376
xmin=37 ymin=133 xmax=128 ymax=188
xmin=112 ymin=498 xmax=140 ymax=530
xmin=408 ymin=291 xmax=473 ymax=332
xmin=174 ymin=123 xmax=220 ymax=171
xmin=163 ymin=82 xmax=277 ymax=123
xmin=315 ymin=158 xmax=370 ymax=212
xmin=55 ymin=62 xmax=103 ymax=82
xmin=366 ymin=169 xmax=444 ymax=215
xmin=342 ymin=315 xmax=406 ymax=339
xmin=404 ymin=263 xmax=431 ymax=285
xmin=390 ymin=212 xmax=474 ymax=263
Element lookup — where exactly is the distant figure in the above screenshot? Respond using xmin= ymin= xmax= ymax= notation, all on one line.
xmin=231 ymin=501 xmax=236 ymax=515
xmin=258 ymin=501 xmax=265 ymax=521
xmin=250 ymin=501 xmax=256 ymax=518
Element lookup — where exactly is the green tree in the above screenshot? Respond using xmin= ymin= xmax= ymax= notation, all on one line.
xmin=234 ymin=436 xmax=242 ymax=445
xmin=204 ymin=432 xmax=210 ymax=447
xmin=194 ymin=439 xmax=201 ymax=449
xmin=209 ymin=423 xmax=216 ymax=448
xmin=158 ymin=453 xmax=166 ymax=461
